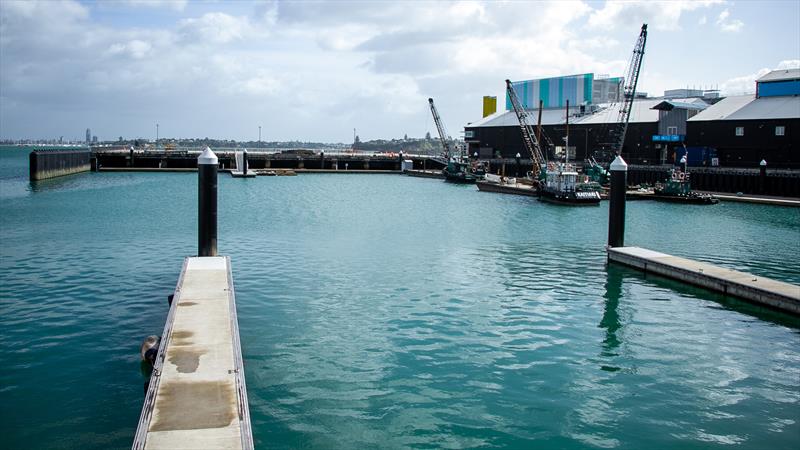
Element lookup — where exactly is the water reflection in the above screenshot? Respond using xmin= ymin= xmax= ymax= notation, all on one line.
xmin=29 ymin=173 xmax=90 ymax=193
xmin=599 ymin=266 xmax=622 ymax=358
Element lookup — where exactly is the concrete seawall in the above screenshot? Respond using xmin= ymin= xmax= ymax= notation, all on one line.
xmin=29 ymin=149 xmax=91 ymax=181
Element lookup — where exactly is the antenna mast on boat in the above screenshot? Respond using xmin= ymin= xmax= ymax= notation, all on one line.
xmin=565 ymin=99 xmax=570 ymax=164
xmin=505 ymin=79 xmax=547 ymax=177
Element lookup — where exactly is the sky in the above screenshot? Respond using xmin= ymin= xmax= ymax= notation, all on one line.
xmin=1 ymin=0 xmax=798 ymax=143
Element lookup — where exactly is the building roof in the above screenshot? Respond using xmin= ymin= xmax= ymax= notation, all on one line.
xmin=465 ymin=97 xmax=698 ymax=129
xmin=465 ymin=109 xmax=568 ymax=128
xmin=571 ymin=99 xmax=662 ymax=125
xmin=688 ymin=94 xmax=800 ymax=121
xmin=651 ymin=100 xmax=709 ymax=111
xmin=757 ymin=68 xmax=800 ymax=83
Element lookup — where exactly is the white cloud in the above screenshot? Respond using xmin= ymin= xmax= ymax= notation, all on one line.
xmin=698 ymin=16 xmax=707 ymax=25
xmin=107 ymin=39 xmax=153 ymax=59
xmin=123 ymin=0 xmax=188 ymax=11
xmin=718 ymin=60 xmax=798 ymax=95
xmin=588 ymin=0 xmax=723 ymax=31
xmin=178 ymin=12 xmax=255 ymax=44
xmin=716 ymin=9 xmax=744 ymax=32
xmin=0 ymin=0 xmax=792 ymax=142
xmin=776 ymin=60 xmax=800 ymax=69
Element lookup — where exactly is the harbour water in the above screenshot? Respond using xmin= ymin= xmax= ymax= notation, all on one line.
xmin=1 ymin=146 xmax=799 ymax=449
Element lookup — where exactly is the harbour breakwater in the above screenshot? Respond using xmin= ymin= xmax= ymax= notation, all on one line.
xmin=29 ymin=148 xmax=91 ymax=181
xmin=93 ymin=149 xmax=445 ymax=172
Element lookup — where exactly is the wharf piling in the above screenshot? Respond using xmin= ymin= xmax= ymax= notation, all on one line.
xmin=198 ymin=147 xmax=218 ymax=257
xmin=29 ymin=148 xmax=91 ymax=181
xmin=607 ymin=155 xmax=628 ymax=248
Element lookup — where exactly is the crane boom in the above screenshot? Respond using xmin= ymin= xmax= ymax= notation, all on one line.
xmin=610 ymin=23 xmax=648 ymax=155
xmin=505 ymin=79 xmax=547 ymax=177
xmin=428 ymin=98 xmax=451 ymax=160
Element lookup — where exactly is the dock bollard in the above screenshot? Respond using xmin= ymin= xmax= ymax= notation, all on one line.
xmin=242 ymin=149 xmax=248 ymax=176
xmin=759 ymin=159 xmax=767 ymax=194
xmin=198 ymin=146 xmax=218 ymax=257
xmin=607 ymin=155 xmax=628 ymax=248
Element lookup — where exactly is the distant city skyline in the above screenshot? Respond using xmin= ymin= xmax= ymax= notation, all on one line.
xmin=1 ymin=0 xmax=798 ymax=142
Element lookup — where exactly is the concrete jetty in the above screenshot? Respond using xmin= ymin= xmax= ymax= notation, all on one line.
xmin=133 ymin=256 xmax=252 ymax=449
xmin=608 ymin=246 xmax=800 ymax=314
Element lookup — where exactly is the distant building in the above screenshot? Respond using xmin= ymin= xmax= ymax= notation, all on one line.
xmin=92 ymin=136 xmax=98 ymax=143
xmin=86 ymin=128 xmax=91 ymax=143
xmin=465 ymin=69 xmax=799 ymax=168
xmin=686 ymin=69 xmax=800 ymax=168
xmin=504 ymin=73 xmax=622 ymax=111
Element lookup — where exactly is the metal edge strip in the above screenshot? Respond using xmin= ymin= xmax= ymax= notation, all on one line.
xmin=227 ymin=256 xmax=254 ymax=449
xmin=131 ymin=257 xmax=190 ymax=449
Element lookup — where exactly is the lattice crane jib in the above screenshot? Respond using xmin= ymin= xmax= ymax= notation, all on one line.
xmin=505 ymin=79 xmax=546 ymax=177
xmin=428 ymin=98 xmax=451 ymax=160
xmin=612 ymin=23 xmax=648 ymax=156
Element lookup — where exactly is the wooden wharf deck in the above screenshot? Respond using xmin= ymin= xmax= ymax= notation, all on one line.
xmin=133 ymin=256 xmax=252 ymax=449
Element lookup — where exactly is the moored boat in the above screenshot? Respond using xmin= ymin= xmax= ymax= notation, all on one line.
xmin=653 ymin=168 xmax=719 ymax=204
xmin=538 ymin=162 xmax=601 ymax=205
xmin=443 ymin=159 xmax=477 ymax=183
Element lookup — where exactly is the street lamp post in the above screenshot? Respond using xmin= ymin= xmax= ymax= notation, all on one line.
xmin=258 ymin=126 xmax=261 ymax=143
xmin=156 ymin=123 xmax=159 ymax=144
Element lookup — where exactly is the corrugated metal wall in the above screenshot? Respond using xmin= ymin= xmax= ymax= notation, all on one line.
xmin=757 ymin=80 xmax=800 ymax=98
xmin=658 ymin=109 xmax=688 ymax=135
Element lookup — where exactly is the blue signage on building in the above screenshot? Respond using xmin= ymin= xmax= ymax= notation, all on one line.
xmin=652 ymin=134 xmax=684 ymax=142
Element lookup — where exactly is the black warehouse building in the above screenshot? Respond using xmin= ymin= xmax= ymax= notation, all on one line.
xmin=465 ymin=69 xmax=799 ymax=168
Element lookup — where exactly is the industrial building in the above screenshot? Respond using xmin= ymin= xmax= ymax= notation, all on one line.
xmin=685 ymin=69 xmax=800 ymax=168
xmin=465 ymin=69 xmax=800 ymax=168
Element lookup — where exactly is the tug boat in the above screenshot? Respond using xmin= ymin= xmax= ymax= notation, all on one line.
xmin=442 ymin=158 xmax=478 ymax=184
xmin=538 ymin=162 xmax=601 ymax=206
xmin=653 ymin=168 xmax=718 ymax=205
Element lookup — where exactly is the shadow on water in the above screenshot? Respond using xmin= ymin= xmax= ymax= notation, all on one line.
xmin=608 ymin=262 xmax=800 ymax=330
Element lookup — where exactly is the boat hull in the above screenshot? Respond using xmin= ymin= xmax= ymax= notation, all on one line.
xmin=652 ymin=192 xmax=719 ymax=205
xmin=476 ymin=181 xmax=538 ymax=196
xmin=444 ymin=171 xmax=477 ymax=184
xmin=539 ymin=189 xmax=601 ymax=206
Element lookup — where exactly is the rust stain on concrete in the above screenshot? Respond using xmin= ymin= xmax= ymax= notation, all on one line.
xmin=149 ymin=380 xmax=236 ymax=431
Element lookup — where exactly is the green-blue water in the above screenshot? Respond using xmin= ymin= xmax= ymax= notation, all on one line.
xmin=1 ymin=146 xmax=799 ymax=449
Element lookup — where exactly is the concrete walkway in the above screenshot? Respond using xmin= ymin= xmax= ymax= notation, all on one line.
xmin=608 ymin=246 xmax=800 ymax=314
xmin=133 ymin=256 xmax=252 ymax=449
xmin=695 ymin=191 xmax=800 ymax=207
